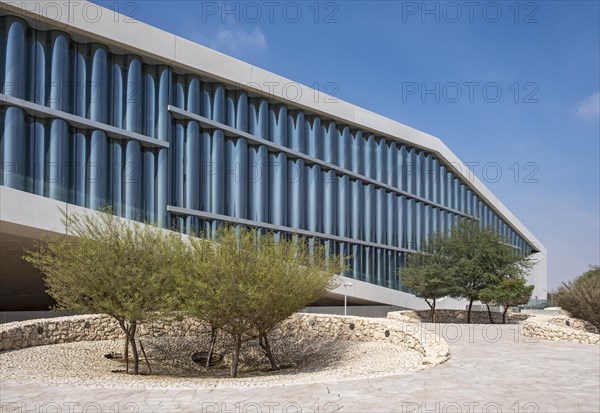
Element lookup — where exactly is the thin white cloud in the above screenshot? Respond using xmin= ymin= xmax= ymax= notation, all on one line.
xmin=576 ymin=92 xmax=600 ymax=120
xmin=211 ymin=26 xmax=267 ymax=54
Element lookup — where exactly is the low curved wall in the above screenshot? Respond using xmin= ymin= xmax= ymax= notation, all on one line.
xmin=388 ymin=309 xmax=530 ymax=324
xmin=0 ymin=313 xmax=450 ymax=365
xmin=278 ymin=313 xmax=449 ymax=365
xmin=521 ymin=315 xmax=599 ymax=345
xmin=0 ymin=314 xmax=209 ymax=351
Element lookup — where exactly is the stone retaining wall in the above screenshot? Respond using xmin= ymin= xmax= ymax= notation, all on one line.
xmin=388 ymin=309 xmax=530 ymax=324
xmin=277 ymin=313 xmax=449 ymax=365
xmin=0 ymin=315 xmax=210 ymax=351
xmin=521 ymin=315 xmax=599 ymax=345
xmin=0 ymin=313 xmax=450 ymax=365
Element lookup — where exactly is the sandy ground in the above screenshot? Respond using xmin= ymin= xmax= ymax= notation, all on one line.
xmin=0 ymin=336 xmax=426 ymax=389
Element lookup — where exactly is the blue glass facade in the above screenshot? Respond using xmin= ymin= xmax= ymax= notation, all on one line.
xmin=0 ymin=16 xmax=536 ymax=291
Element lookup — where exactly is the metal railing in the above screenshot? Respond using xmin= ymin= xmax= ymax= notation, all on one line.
xmin=522 ymin=298 xmax=555 ymax=310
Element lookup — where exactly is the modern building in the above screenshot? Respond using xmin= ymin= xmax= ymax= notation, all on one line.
xmin=0 ymin=1 xmax=547 ymax=311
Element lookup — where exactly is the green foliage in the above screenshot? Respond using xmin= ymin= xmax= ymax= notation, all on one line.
xmin=405 ymin=219 xmax=533 ymax=323
xmin=479 ymin=277 xmax=534 ymax=323
xmin=24 ymin=211 xmax=345 ymax=377
xmin=23 ymin=208 xmax=183 ymax=374
xmin=443 ymin=220 xmax=532 ymax=301
xmin=175 ymin=226 xmax=345 ymax=377
xmin=553 ymin=266 xmax=600 ymax=330
xmin=402 ymin=233 xmax=452 ymax=322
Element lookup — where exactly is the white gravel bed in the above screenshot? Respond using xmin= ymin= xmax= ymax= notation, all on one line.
xmin=0 ymin=338 xmax=425 ymax=389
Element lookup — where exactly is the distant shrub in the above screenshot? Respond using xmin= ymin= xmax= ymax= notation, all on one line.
xmin=553 ymin=266 xmax=600 ymax=331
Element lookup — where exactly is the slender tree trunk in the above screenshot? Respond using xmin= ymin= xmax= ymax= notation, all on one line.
xmin=129 ymin=321 xmax=139 ymax=375
xmin=230 ymin=334 xmax=242 ymax=378
xmin=425 ymin=298 xmax=437 ymax=323
xmin=206 ymin=325 xmax=218 ymax=368
xmin=259 ymin=333 xmax=279 ymax=371
xmin=138 ymin=340 xmax=152 ymax=374
xmin=502 ymin=307 xmax=508 ymax=324
xmin=124 ymin=338 xmax=129 ymax=374
xmin=486 ymin=304 xmax=495 ymax=324
xmin=467 ymin=298 xmax=474 ymax=324
xmin=118 ymin=319 xmax=130 ymax=373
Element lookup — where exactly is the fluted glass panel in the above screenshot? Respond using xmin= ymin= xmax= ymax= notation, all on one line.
xmin=156 ymin=66 xmax=171 ymax=227
xmin=142 ymin=69 xmax=157 ymax=223
xmin=453 ymin=177 xmax=460 ymax=211
xmin=415 ymin=201 xmax=422 ymax=250
xmin=337 ymin=173 xmax=350 ymax=268
xmin=363 ymin=134 xmax=376 ymax=180
xmin=248 ymin=98 xmax=269 ymax=223
xmin=337 ymin=174 xmax=350 ymax=237
xmin=287 ymin=111 xmax=305 ymax=229
xmin=399 ymin=145 xmax=407 ymax=192
xmin=416 ymin=151 xmax=424 ymax=198
xmin=424 ymin=204 xmax=432 ymax=240
xmin=305 ymin=115 xmax=321 ymax=233
xmin=88 ymin=44 xmax=109 ymax=211
xmin=123 ymin=56 xmax=143 ymax=220
xmin=424 ymin=154 xmax=433 ymax=201
xmin=363 ymin=183 xmax=374 ymax=243
xmin=180 ymin=76 xmax=202 ymax=232
xmin=432 ymin=158 xmax=440 ymax=204
xmin=322 ymin=121 xmax=336 ymax=238
xmin=208 ymin=84 xmax=225 ymax=232
xmin=398 ymin=195 xmax=406 ymax=248
xmin=169 ymin=80 xmax=185 ymax=227
xmin=407 ymin=199 xmax=415 ymax=250
xmin=225 ymin=90 xmax=248 ymax=221
xmin=30 ymin=119 xmax=45 ymax=195
xmin=269 ymin=104 xmax=287 ymax=229
xmin=322 ymin=167 xmax=337 ymax=235
xmin=446 ymin=172 xmax=453 ymax=210
xmin=351 ymin=178 xmax=363 ymax=241
xmin=407 ymin=148 xmax=417 ymax=195
xmin=363 ymin=246 xmax=373 ymax=283
xmin=387 ymin=141 xmax=397 ymax=188
xmin=387 ymin=191 xmax=397 ymax=247
xmin=375 ymin=137 xmax=387 ymax=185
xmin=350 ymin=130 xmax=363 ymax=176
xmin=2 ymin=17 xmax=26 ymax=99
xmin=439 ymin=165 xmax=447 ymax=207
xmin=432 ymin=207 xmax=438 ymax=235
xmin=375 ymin=187 xmax=386 ymax=244
xmin=71 ymin=130 xmax=86 ymax=206
xmin=1 ymin=107 xmax=26 ymax=189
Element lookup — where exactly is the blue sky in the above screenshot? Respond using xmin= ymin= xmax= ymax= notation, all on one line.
xmin=93 ymin=1 xmax=599 ymax=290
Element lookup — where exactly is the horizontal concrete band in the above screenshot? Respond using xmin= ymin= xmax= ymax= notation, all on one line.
xmin=0 ymin=94 xmax=169 ymax=149
xmin=167 ymin=205 xmax=416 ymax=254
xmin=169 ymin=106 xmax=473 ymax=219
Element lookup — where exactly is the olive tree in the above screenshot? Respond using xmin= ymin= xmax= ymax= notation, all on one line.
xmin=247 ymin=234 xmax=344 ymax=371
xmin=402 ymin=233 xmax=451 ymax=322
xmin=440 ymin=220 xmax=533 ymax=323
xmin=176 ymin=226 xmax=344 ymax=377
xmin=479 ymin=277 xmax=534 ymax=323
xmin=24 ymin=209 xmax=182 ymax=374
xmin=170 ymin=234 xmax=226 ymax=368
xmin=405 ymin=219 xmax=533 ymax=323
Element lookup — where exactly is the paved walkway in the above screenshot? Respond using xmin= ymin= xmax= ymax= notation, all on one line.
xmin=1 ymin=324 xmax=599 ymax=412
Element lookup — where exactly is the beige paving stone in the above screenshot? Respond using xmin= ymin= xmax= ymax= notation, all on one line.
xmin=1 ymin=324 xmax=598 ymax=412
